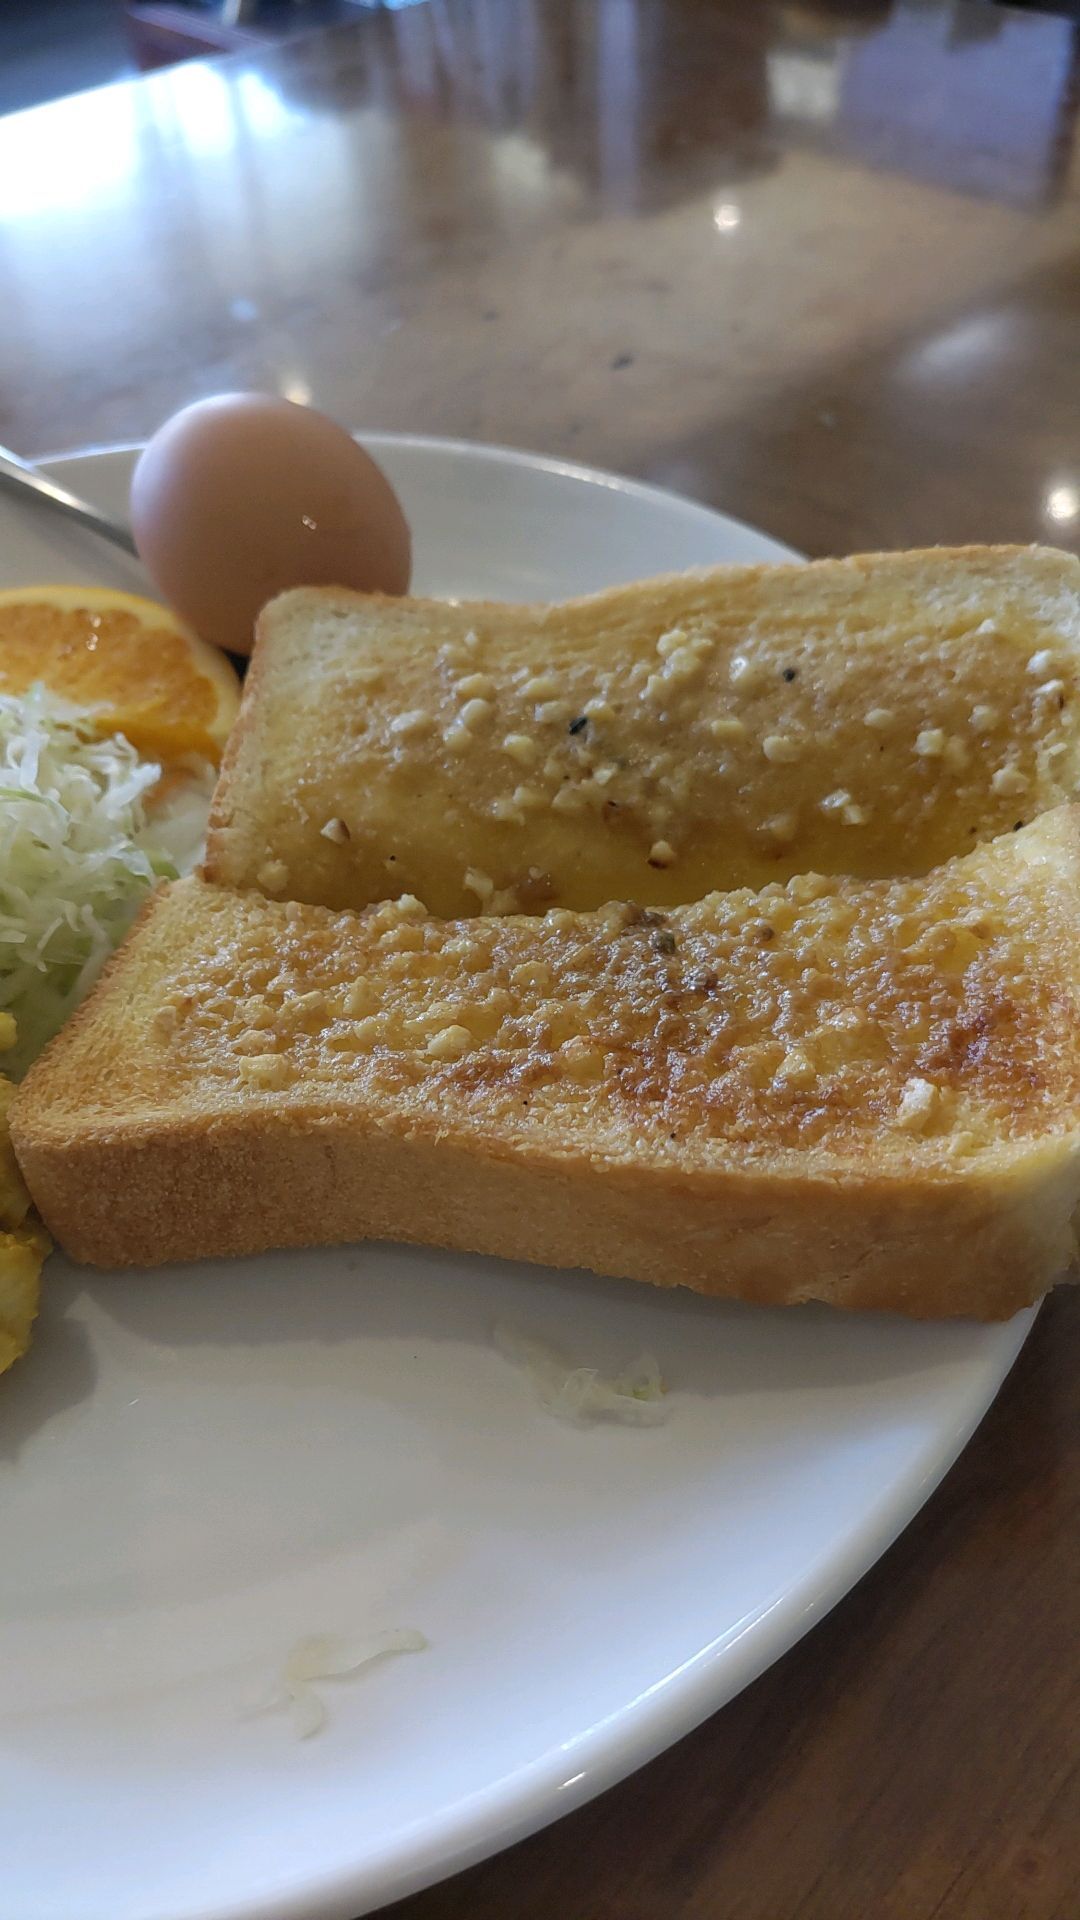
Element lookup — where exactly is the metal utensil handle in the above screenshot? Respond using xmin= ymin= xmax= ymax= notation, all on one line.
xmin=0 ymin=445 xmax=139 ymax=558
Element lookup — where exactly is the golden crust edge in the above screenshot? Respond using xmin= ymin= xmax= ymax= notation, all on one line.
xmin=13 ymin=1094 xmax=1080 ymax=1319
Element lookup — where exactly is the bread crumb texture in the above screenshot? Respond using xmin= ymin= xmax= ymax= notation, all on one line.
xmin=204 ymin=549 xmax=1080 ymax=917
xmin=67 ymin=810 xmax=1080 ymax=1164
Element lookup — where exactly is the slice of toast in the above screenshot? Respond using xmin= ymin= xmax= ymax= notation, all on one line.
xmin=15 ymin=808 xmax=1080 ymax=1317
xmin=203 ymin=547 xmax=1080 ymax=917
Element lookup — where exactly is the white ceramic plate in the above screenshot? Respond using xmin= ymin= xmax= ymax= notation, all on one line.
xmin=0 ymin=439 xmax=1032 ymax=1920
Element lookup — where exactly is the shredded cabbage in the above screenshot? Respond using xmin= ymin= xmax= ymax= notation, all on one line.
xmin=0 ymin=685 xmax=212 ymax=1076
xmin=494 ymin=1322 xmax=668 ymax=1426
xmin=247 ymin=1628 xmax=429 ymax=1739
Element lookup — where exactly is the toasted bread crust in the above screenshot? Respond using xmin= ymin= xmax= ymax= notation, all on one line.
xmin=15 ymin=1110 xmax=1076 ymax=1319
xmin=203 ymin=547 xmax=1080 ymax=916
xmin=19 ymin=551 xmax=1080 ymax=1316
xmin=16 ymin=808 xmax=1080 ymax=1317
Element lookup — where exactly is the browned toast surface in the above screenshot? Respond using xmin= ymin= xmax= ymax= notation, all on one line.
xmin=15 ymin=808 xmax=1080 ymax=1316
xmin=204 ymin=547 xmax=1080 ymax=916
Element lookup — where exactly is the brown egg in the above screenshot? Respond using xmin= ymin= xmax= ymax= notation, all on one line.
xmin=130 ymin=394 xmax=411 ymax=655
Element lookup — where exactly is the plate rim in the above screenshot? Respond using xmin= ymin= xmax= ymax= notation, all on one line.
xmin=41 ymin=430 xmax=803 ymax=570
xmin=6 ymin=434 xmax=1031 ymax=1920
xmin=202 ymin=1309 xmax=1031 ymax=1920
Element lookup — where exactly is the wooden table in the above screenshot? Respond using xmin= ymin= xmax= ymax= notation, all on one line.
xmin=3 ymin=3 xmax=1079 ymax=1914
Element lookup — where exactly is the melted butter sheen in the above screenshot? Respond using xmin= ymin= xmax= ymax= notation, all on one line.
xmin=159 ymin=828 xmax=1080 ymax=1159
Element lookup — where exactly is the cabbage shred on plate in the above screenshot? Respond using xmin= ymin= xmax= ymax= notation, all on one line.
xmin=0 ymin=684 xmax=211 ymax=1077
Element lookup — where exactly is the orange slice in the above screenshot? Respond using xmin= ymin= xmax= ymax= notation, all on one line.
xmin=0 ymin=585 xmax=240 ymax=765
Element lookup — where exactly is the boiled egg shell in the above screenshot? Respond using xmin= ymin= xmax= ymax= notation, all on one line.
xmin=130 ymin=393 xmax=411 ymax=655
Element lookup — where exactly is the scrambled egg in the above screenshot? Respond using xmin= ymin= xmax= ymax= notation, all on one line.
xmin=0 ymin=1017 xmax=49 ymax=1376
